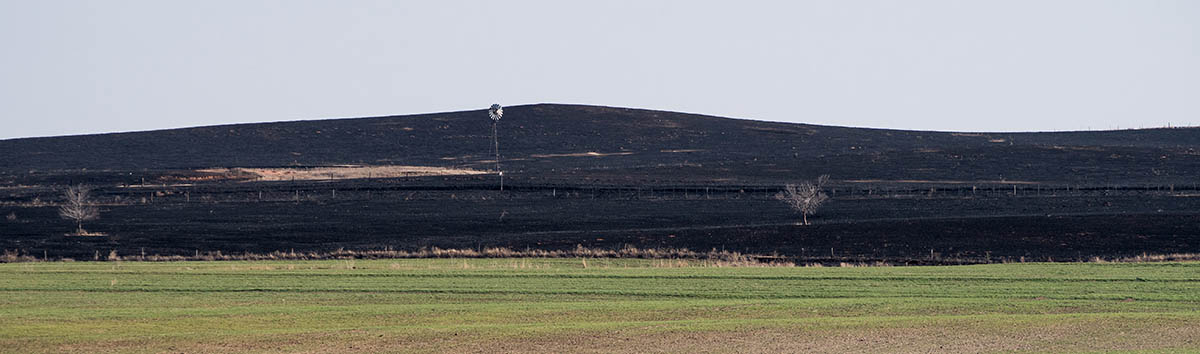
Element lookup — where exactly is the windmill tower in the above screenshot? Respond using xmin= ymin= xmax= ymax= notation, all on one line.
xmin=488 ymin=104 xmax=504 ymax=190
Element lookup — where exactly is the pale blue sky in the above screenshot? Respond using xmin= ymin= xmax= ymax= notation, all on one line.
xmin=1 ymin=0 xmax=1197 ymax=139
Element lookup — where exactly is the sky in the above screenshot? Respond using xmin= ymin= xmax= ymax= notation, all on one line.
xmin=1 ymin=0 xmax=1198 ymax=139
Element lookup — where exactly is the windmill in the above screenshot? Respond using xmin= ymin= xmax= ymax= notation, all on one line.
xmin=488 ymin=104 xmax=504 ymax=190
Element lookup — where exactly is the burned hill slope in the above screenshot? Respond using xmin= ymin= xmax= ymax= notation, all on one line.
xmin=2 ymin=104 xmax=1198 ymax=186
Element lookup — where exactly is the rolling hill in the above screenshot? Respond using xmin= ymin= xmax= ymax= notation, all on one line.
xmin=1 ymin=104 xmax=1198 ymax=262
xmin=3 ymin=104 xmax=1198 ymax=185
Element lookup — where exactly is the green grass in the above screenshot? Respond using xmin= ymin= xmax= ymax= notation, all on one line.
xmin=1 ymin=259 xmax=1198 ymax=353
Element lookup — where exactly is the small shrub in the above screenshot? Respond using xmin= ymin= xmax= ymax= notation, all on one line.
xmin=1 ymin=250 xmax=36 ymax=262
xmin=1115 ymin=253 xmax=1200 ymax=263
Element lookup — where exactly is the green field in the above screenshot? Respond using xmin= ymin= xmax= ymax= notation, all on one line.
xmin=1 ymin=259 xmax=1198 ymax=353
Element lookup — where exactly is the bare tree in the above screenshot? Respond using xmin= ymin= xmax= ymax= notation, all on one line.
xmin=775 ymin=175 xmax=830 ymax=225
xmin=59 ymin=184 xmax=100 ymax=235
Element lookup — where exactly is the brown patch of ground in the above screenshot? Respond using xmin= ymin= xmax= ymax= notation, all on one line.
xmin=200 ymin=165 xmax=487 ymax=182
xmin=38 ymin=315 xmax=1198 ymax=353
xmin=476 ymin=322 xmax=1199 ymax=354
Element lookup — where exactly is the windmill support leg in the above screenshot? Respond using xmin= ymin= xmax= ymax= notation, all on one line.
xmin=492 ymin=122 xmax=503 ymax=191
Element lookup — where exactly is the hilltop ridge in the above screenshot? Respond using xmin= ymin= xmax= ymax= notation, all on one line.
xmin=3 ymin=104 xmax=1198 ymax=186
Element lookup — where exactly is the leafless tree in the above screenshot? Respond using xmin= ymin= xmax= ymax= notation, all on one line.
xmin=775 ymin=174 xmax=830 ymax=225
xmin=59 ymin=184 xmax=100 ymax=235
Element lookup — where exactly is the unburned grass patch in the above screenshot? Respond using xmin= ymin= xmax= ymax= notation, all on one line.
xmin=0 ymin=260 xmax=1197 ymax=352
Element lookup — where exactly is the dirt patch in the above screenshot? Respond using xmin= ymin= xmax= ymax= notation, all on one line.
xmin=425 ymin=316 xmax=1200 ymax=353
xmin=49 ymin=315 xmax=1193 ymax=354
xmin=200 ymin=165 xmax=487 ymax=182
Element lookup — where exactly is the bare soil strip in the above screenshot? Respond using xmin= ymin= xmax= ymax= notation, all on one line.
xmin=199 ymin=165 xmax=488 ymax=182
